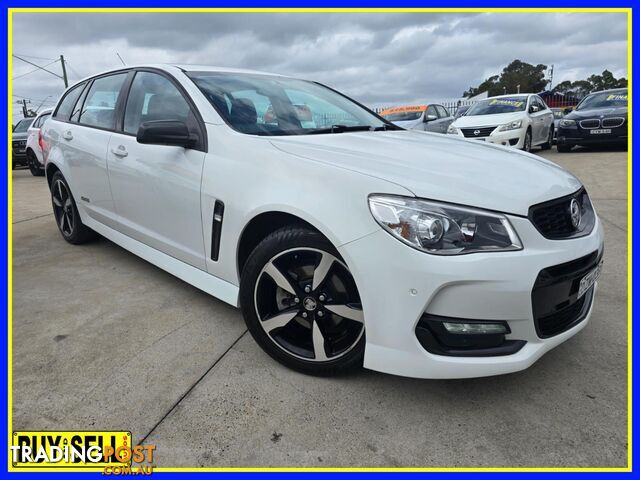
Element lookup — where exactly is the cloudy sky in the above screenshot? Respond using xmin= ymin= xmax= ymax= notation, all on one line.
xmin=11 ymin=12 xmax=628 ymax=122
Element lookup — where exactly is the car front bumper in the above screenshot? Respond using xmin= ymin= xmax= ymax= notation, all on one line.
xmin=450 ymin=128 xmax=525 ymax=148
xmin=557 ymin=125 xmax=627 ymax=146
xmin=338 ymin=214 xmax=604 ymax=379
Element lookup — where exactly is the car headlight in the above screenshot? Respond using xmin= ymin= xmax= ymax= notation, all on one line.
xmin=447 ymin=124 xmax=459 ymax=134
xmin=559 ymin=119 xmax=576 ymax=127
xmin=368 ymin=195 xmax=523 ymax=255
xmin=498 ymin=120 xmax=522 ymax=132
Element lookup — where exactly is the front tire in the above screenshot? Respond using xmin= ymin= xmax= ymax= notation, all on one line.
xmin=521 ymin=129 xmax=532 ymax=152
xmin=50 ymin=172 xmax=99 ymax=244
xmin=557 ymin=142 xmax=573 ymax=153
xmin=240 ymin=226 xmax=365 ymax=376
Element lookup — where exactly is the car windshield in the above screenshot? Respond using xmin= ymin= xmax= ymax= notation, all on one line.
xmin=576 ymin=90 xmax=628 ymax=111
xmin=187 ymin=72 xmax=389 ymax=136
xmin=380 ymin=110 xmax=423 ymax=122
xmin=13 ymin=118 xmax=34 ymax=133
xmin=466 ymin=97 xmax=527 ymax=116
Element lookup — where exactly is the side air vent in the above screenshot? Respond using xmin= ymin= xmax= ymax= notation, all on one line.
xmin=211 ymin=200 xmax=225 ymax=261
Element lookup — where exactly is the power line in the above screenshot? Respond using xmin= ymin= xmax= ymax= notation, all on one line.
xmin=12 ymin=59 xmax=59 ymax=80
xmin=12 ymin=54 xmax=63 ymax=80
xmin=12 ymin=53 xmax=57 ymax=61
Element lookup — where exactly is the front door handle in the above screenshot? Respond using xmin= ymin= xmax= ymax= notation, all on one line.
xmin=62 ymin=131 xmax=73 ymax=141
xmin=111 ymin=145 xmax=128 ymax=157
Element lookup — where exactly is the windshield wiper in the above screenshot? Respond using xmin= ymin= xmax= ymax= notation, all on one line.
xmin=306 ymin=125 xmax=376 ymax=135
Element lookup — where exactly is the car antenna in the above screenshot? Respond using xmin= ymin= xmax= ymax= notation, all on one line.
xmin=116 ymin=52 xmax=127 ymax=66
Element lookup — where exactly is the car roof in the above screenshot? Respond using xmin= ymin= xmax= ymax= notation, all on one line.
xmin=586 ymin=87 xmax=627 ymax=94
xmin=36 ymin=108 xmax=53 ymax=116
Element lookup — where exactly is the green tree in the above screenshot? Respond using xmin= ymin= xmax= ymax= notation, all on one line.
xmin=463 ymin=60 xmax=547 ymax=97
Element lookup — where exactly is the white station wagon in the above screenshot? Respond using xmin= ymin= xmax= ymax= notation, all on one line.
xmin=43 ymin=65 xmax=604 ymax=379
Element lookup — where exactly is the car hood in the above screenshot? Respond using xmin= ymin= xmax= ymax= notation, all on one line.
xmin=567 ymin=106 xmax=628 ymax=119
xmin=269 ymin=130 xmax=581 ymax=216
xmin=453 ymin=112 xmax=524 ymax=128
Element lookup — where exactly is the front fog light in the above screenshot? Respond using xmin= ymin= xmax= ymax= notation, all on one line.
xmin=443 ymin=322 xmax=508 ymax=334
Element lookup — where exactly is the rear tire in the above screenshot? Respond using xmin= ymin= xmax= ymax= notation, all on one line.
xmin=50 ymin=171 xmax=99 ymax=244
xmin=540 ymin=126 xmax=553 ymax=150
xmin=240 ymin=226 xmax=365 ymax=376
xmin=27 ymin=151 xmax=44 ymax=176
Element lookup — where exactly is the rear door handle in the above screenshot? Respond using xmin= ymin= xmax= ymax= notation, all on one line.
xmin=62 ymin=131 xmax=73 ymax=141
xmin=111 ymin=145 xmax=128 ymax=157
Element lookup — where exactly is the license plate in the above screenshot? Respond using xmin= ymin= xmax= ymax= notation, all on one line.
xmin=578 ymin=261 xmax=603 ymax=299
xmin=590 ymin=129 xmax=611 ymax=134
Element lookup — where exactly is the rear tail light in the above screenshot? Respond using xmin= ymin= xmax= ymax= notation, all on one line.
xmin=38 ymin=129 xmax=43 ymax=150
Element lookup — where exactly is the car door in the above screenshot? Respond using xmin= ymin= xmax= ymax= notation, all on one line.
xmin=52 ymin=73 xmax=128 ymax=229
xmin=435 ymin=105 xmax=454 ymax=133
xmin=527 ymin=96 xmax=547 ymax=144
xmin=535 ymin=96 xmax=554 ymax=143
xmin=106 ymin=69 xmax=207 ymax=270
xmin=424 ymin=105 xmax=440 ymax=132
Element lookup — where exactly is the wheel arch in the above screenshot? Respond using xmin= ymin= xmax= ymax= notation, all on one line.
xmin=236 ymin=210 xmax=332 ymax=278
xmin=45 ymin=162 xmax=61 ymax=189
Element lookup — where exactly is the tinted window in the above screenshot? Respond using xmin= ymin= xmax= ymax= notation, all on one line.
xmin=536 ymin=97 xmax=549 ymax=110
xmin=79 ymin=73 xmax=127 ymax=129
xmin=70 ymin=85 xmax=91 ymax=123
xmin=54 ymin=83 xmax=85 ymax=121
xmin=123 ymin=72 xmax=191 ymax=135
xmin=188 ymin=72 xmax=385 ymax=136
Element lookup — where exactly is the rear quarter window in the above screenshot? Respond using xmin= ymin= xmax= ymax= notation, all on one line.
xmin=53 ymin=83 xmax=86 ymax=122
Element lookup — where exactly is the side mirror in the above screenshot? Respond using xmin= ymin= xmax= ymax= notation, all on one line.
xmin=424 ymin=114 xmax=438 ymax=122
xmin=529 ymin=105 xmax=540 ymax=114
xmin=137 ymin=120 xmax=197 ymax=148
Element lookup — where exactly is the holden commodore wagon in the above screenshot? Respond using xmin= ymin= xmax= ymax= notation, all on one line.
xmin=42 ymin=65 xmax=604 ymax=378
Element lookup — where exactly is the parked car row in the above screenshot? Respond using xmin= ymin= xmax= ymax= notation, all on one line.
xmin=380 ymin=88 xmax=627 ymax=153
xmin=39 ymin=64 xmax=605 ymax=379
xmin=12 ymin=108 xmax=53 ymax=175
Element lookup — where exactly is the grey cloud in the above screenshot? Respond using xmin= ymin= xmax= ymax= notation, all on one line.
xmin=11 ymin=12 xmax=627 ymax=121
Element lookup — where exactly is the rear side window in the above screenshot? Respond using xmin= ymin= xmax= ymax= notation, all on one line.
xmin=79 ymin=73 xmax=127 ymax=130
xmin=53 ymin=83 xmax=85 ymax=121
xmin=33 ymin=113 xmax=51 ymax=128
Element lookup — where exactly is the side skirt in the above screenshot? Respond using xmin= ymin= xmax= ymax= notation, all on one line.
xmin=83 ymin=216 xmax=240 ymax=307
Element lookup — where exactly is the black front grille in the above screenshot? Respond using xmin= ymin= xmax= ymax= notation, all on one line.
xmin=460 ymin=126 xmax=496 ymax=138
xmin=529 ymin=188 xmax=595 ymax=239
xmin=579 ymin=119 xmax=600 ymax=129
xmin=601 ymin=117 xmax=625 ymax=128
xmin=536 ymin=290 xmax=591 ymax=337
xmin=532 ymin=251 xmax=600 ymax=338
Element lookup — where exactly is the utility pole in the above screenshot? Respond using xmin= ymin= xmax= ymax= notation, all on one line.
xmin=548 ymin=64 xmax=554 ymax=90
xmin=517 ymin=84 xmax=521 ymax=94
xmin=60 ymin=55 xmax=69 ymax=88
xmin=21 ymin=99 xmax=27 ymax=117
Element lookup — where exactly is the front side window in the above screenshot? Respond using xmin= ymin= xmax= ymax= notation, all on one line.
xmin=466 ymin=96 xmax=527 ymax=116
xmin=79 ymin=73 xmax=127 ymax=129
xmin=426 ymin=105 xmax=438 ymax=119
xmin=436 ymin=105 xmax=450 ymax=118
xmin=123 ymin=72 xmax=192 ymax=135
xmin=53 ymin=83 xmax=85 ymax=121
xmin=188 ymin=72 xmax=388 ymax=136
